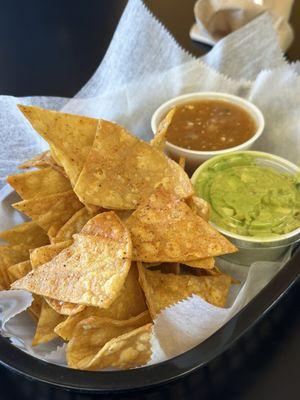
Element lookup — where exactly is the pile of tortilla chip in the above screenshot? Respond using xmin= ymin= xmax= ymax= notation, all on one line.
xmin=0 ymin=105 xmax=237 ymax=371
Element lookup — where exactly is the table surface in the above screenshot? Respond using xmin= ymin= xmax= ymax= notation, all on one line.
xmin=0 ymin=1 xmax=299 ymax=399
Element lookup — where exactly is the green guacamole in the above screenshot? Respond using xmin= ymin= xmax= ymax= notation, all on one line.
xmin=194 ymin=154 xmax=300 ymax=237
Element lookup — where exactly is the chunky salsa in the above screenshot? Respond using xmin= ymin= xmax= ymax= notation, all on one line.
xmin=165 ymin=99 xmax=257 ymax=151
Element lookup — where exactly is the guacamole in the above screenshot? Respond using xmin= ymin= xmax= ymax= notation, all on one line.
xmin=194 ymin=154 xmax=300 ymax=237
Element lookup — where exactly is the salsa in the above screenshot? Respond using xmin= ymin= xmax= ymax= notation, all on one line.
xmin=194 ymin=153 xmax=300 ymax=237
xmin=165 ymin=99 xmax=257 ymax=151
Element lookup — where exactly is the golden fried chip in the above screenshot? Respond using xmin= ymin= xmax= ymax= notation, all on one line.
xmin=30 ymin=241 xmax=72 ymax=268
xmin=178 ymin=156 xmax=186 ymax=170
xmin=45 ymin=300 xmax=85 ymax=316
xmin=0 ymin=221 xmax=49 ymax=248
xmin=32 ymin=300 xmax=65 ymax=346
xmin=12 ymin=212 xmax=132 ymax=308
xmin=150 ymin=108 xmax=176 ymax=152
xmin=28 ymin=295 xmax=43 ymax=321
xmin=29 ymin=240 xmax=83 ymax=315
xmin=52 ymin=208 xmax=97 ymax=243
xmin=126 ymin=187 xmax=237 ymax=262
xmin=55 ymin=263 xmax=147 ymax=341
xmin=18 ymin=105 xmax=98 ymax=185
xmin=83 ymin=323 xmax=152 ymax=371
xmin=13 ymin=191 xmax=83 ymax=232
xmin=0 ymin=245 xmax=29 ymax=289
xmin=7 ymin=168 xmax=71 ymax=200
xmin=186 ymin=196 xmax=211 ymax=222
xmin=138 ymin=263 xmax=231 ymax=318
xmin=67 ymin=311 xmax=151 ymax=369
xmin=0 ymin=282 xmax=5 ymax=291
xmin=74 ymin=120 xmax=193 ymax=210
xmin=18 ymin=150 xmax=64 ymax=174
xmin=184 ymin=258 xmax=215 ymax=269
xmin=7 ymin=260 xmax=32 ymax=284
xmin=47 ymin=224 xmax=62 ymax=240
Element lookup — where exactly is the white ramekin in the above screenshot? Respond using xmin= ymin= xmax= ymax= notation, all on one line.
xmin=191 ymin=151 xmax=300 ymax=266
xmin=151 ymin=92 xmax=265 ymax=173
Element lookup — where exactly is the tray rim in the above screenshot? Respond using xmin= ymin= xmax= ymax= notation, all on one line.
xmin=0 ymin=186 xmax=299 ymax=393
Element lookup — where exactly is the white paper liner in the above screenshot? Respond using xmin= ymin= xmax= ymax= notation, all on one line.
xmin=0 ymin=0 xmax=298 ymax=370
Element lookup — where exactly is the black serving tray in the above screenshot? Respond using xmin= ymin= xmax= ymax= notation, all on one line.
xmin=0 ymin=244 xmax=299 ymax=394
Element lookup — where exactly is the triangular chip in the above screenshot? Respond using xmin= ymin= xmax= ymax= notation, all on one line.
xmin=150 ymin=108 xmax=176 ymax=152
xmin=55 ymin=263 xmax=147 ymax=341
xmin=32 ymin=300 xmax=65 ymax=346
xmin=30 ymin=241 xmax=73 ymax=269
xmin=12 ymin=212 xmax=132 ymax=308
xmin=126 ymin=187 xmax=237 ymax=262
xmin=186 ymin=196 xmax=211 ymax=221
xmin=7 ymin=168 xmax=71 ymax=200
xmin=83 ymin=323 xmax=153 ymax=371
xmin=27 ymin=295 xmax=43 ymax=321
xmin=18 ymin=150 xmax=65 ymax=176
xmin=7 ymin=260 xmax=32 ymax=284
xmin=44 ymin=300 xmax=85 ymax=316
xmin=67 ymin=311 xmax=151 ymax=369
xmin=18 ymin=105 xmax=98 ymax=185
xmin=7 ymin=261 xmax=44 ymax=322
xmin=29 ymin=240 xmax=82 ymax=315
xmin=13 ymin=191 xmax=83 ymax=232
xmin=74 ymin=120 xmax=193 ymax=209
xmin=52 ymin=208 xmax=97 ymax=243
xmin=184 ymin=258 xmax=215 ymax=269
xmin=138 ymin=263 xmax=231 ymax=318
xmin=0 ymin=221 xmax=49 ymax=248
xmin=0 ymin=245 xmax=29 ymax=288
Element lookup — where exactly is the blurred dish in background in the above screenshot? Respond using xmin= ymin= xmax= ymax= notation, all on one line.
xmin=190 ymin=0 xmax=294 ymax=52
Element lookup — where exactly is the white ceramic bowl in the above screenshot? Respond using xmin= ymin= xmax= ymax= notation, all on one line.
xmin=191 ymin=151 xmax=300 ymax=265
xmin=151 ymin=92 xmax=265 ymax=172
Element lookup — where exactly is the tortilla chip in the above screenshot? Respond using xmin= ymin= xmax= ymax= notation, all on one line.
xmin=28 ymin=295 xmax=43 ymax=321
xmin=29 ymin=240 xmax=83 ymax=315
xmin=184 ymin=258 xmax=215 ymax=269
xmin=0 ymin=245 xmax=29 ymax=289
xmin=178 ymin=156 xmax=186 ymax=170
xmin=7 ymin=260 xmax=32 ymax=284
xmin=13 ymin=191 xmax=83 ymax=232
xmin=138 ymin=263 xmax=231 ymax=318
xmin=74 ymin=120 xmax=193 ymax=210
xmin=186 ymin=196 xmax=211 ymax=222
xmin=0 ymin=221 xmax=49 ymax=248
xmin=12 ymin=212 xmax=132 ymax=308
xmin=52 ymin=208 xmax=97 ymax=243
xmin=32 ymin=300 xmax=65 ymax=346
xmin=54 ymin=263 xmax=147 ymax=341
xmin=83 ymin=323 xmax=152 ymax=371
xmin=45 ymin=300 xmax=85 ymax=316
xmin=47 ymin=224 xmax=62 ymax=240
xmin=7 ymin=168 xmax=71 ymax=200
xmin=67 ymin=311 xmax=151 ymax=369
xmin=18 ymin=150 xmax=64 ymax=174
xmin=126 ymin=187 xmax=237 ymax=262
xmin=150 ymin=108 xmax=176 ymax=152
xmin=18 ymin=105 xmax=98 ymax=185
xmin=30 ymin=241 xmax=72 ymax=268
